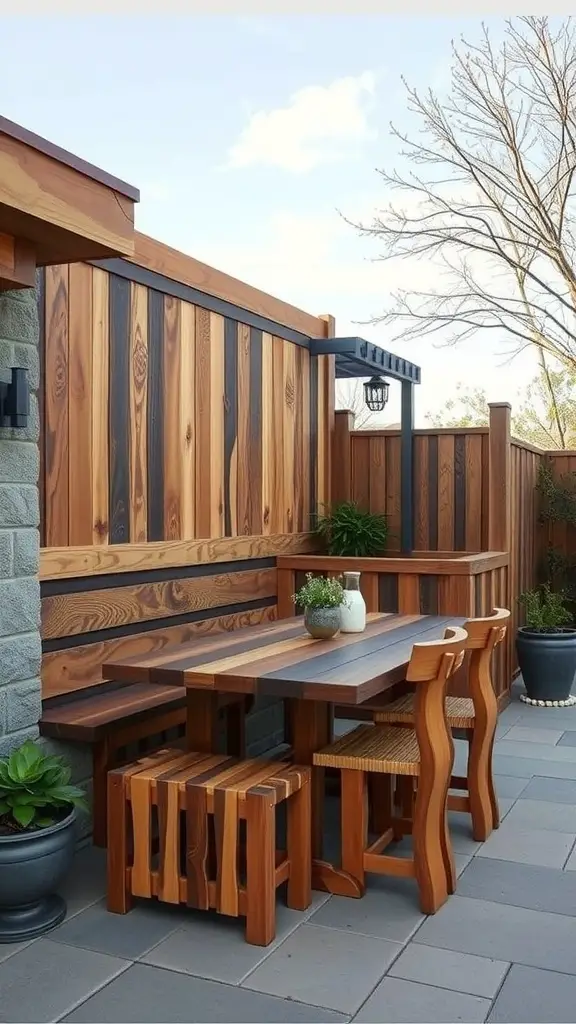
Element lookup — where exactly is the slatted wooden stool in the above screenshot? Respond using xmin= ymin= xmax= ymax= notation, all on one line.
xmin=313 ymin=627 xmax=468 ymax=915
xmin=370 ymin=609 xmax=510 ymax=842
xmin=107 ymin=749 xmax=312 ymax=946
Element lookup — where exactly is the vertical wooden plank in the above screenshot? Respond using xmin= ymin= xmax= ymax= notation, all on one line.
xmin=271 ymin=337 xmax=285 ymax=534
xmin=316 ymin=355 xmax=328 ymax=511
xmin=379 ymin=574 xmax=399 ymax=613
xmin=398 ymin=574 xmax=421 ymax=613
xmin=37 ymin=268 xmax=46 ymax=547
xmin=163 ymin=296 xmax=182 ymax=541
xmin=224 ymin=318 xmax=239 ymax=537
xmin=186 ymin=783 xmax=209 ymax=909
xmin=453 ymin=434 xmax=466 ymax=551
xmin=179 ymin=301 xmax=196 ymax=541
xmin=91 ymin=269 xmax=110 ymax=545
xmin=249 ymin=328 xmax=263 ymax=535
xmin=294 ymin=346 xmax=305 ymax=532
xmin=419 ymin=575 xmax=439 ymax=614
xmin=108 ymin=275 xmax=131 ymax=544
xmin=481 ymin=431 xmax=490 ymax=550
xmin=261 ymin=332 xmax=273 ymax=535
xmin=369 ymin=437 xmax=386 ymax=515
xmin=301 ymin=346 xmax=311 ymax=532
xmin=352 ymin=436 xmax=370 ymax=509
xmin=214 ymin=786 xmax=239 ymax=917
xmin=210 ymin=313 xmax=225 ymax=538
xmin=488 ymin=403 xmax=511 ymax=551
xmin=465 ymin=434 xmax=483 ymax=552
xmin=386 ymin=436 xmax=401 ymax=551
xmin=414 ymin=435 xmax=429 ymax=551
xmin=428 ymin=435 xmax=439 ymax=551
xmin=332 ymin=410 xmax=353 ymax=506
xmin=68 ymin=264 xmax=93 ymax=546
xmin=309 ymin=347 xmax=318 ymax=521
xmin=360 ymin=572 xmax=379 ymax=612
xmin=195 ymin=307 xmax=211 ymax=539
xmin=437 ymin=434 xmax=455 ymax=551
xmin=283 ymin=339 xmax=296 ymax=533
xmin=44 ymin=264 xmax=69 ymax=547
xmin=157 ymin=778 xmax=181 ymax=904
xmin=129 ymin=282 xmax=148 ymax=543
xmin=277 ymin=568 xmax=296 ymax=619
xmin=147 ymin=289 xmax=164 ymax=541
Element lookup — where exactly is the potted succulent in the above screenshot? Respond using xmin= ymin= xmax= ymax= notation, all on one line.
xmin=517 ymin=585 xmax=576 ymax=707
xmin=294 ymin=573 xmax=346 ymax=639
xmin=0 ymin=739 xmax=86 ymax=942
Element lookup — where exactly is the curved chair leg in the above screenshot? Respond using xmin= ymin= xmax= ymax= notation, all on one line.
xmin=340 ymin=769 xmax=367 ymax=893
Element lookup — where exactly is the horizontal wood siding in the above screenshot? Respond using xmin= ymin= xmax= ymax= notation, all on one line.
xmin=349 ymin=429 xmax=490 ymax=553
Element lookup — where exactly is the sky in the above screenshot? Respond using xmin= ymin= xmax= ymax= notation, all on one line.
xmin=1 ymin=15 xmax=542 ymax=425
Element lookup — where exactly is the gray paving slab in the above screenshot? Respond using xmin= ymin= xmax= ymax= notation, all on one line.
xmin=51 ymin=899 xmax=184 ymax=960
xmin=488 ymin=963 xmax=576 ymax=1023
xmin=143 ymin=895 xmax=329 ymax=984
xmin=57 ymin=844 xmax=107 ymax=919
xmin=458 ymin=855 xmax=576 ymax=915
xmin=0 ymin=937 xmax=128 ymax=1023
xmin=501 ymin=725 xmax=563 ymax=745
xmin=493 ymin=754 xmax=576 ymax=779
xmin=497 ymin=739 xmax=576 ymax=762
xmin=387 ymin=944 xmax=509 ymax=998
xmin=511 ymin=708 xmax=576 ymax=728
xmin=414 ymin=895 xmax=576 ymax=974
xmin=352 ymin=977 xmax=491 ymax=1023
xmin=563 ymin=845 xmax=576 ymax=870
xmin=518 ymin=775 xmax=576 ymax=803
xmin=558 ymin=730 xmax=576 ymax=747
xmin=309 ymin=877 xmax=424 ymax=943
xmin=243 ymin=923 xmax=399 ymax=1015
xmin=494 ymin=775 xmax=530 ymax=799
xmin=499 ymin=797 xmax=576 ymax=832
xmin=477 ymin=821 xmax=575 ymax=868
xmin=64 ymin=963 xmax=348 ymax=1023
xmin=0 ymin=937 xmax=34 ymax=965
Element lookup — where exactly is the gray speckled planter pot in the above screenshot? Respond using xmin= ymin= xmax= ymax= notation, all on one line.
xmin=304 ymin=606 xmax=341 ymax=640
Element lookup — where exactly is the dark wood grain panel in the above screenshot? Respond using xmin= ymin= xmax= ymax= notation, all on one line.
xmin=108 ymin=273 xmax=131 ymax=544
xmin=44 ymin=264 xmax=69 ymax=546
xmin=179 ymin=300 xmax=196 ymax=541
xmin=294 ymin=346 xmax=305 ymax=532
xmin=68 ymin=263 xmax=93 ymax=546
xmin=42 ymin=605 xmax=278 ymax=698
xmin=129 ymin=282 xmax=148 ymax=543
xmin=454 ymin=434 xmax=466 ymax=551
xmin=224 ymin=318 xmax=238 ymax=537
xmin=249 ymin=327 xmax=263 ymax=534
xmin=427 ymin=435 xmax=439 ymax=550
xmin=271 ymin=336 xmax=285 ymax=534
xmin=163 ymin=295 xmax=181 ymax=541
xmin=147 ymin=288 xmax=164 ymax=541
xmin=42 ymin=568 xmax=277 ymax=639
xmin=236 ymin=324 xmax=250 ymax=535
xmin=309 ymin=348 xmax=318 ymax=519
xmin=91 ymin=268 xmax=110 ymax=545
xmin=37 ymin=267 xmax=46 ymax=547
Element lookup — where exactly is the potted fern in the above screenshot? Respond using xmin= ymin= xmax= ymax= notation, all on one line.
xmin=294 ymin=573 xmax=346 ymax=639
xmin=517 ymin=585 xmax=576 ymax=707
xmin=0 ymin=739 xmax=86 ymax=942
xmin=314 ymin=501 xmax=389 ymax=557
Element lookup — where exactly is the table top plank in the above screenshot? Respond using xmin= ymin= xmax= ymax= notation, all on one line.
xmin=103 ymin=613 xmax=464 ymax=705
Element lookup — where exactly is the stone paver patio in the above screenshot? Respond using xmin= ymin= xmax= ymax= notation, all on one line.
xmin=3 ymin=683 xmax=576 ymax=1023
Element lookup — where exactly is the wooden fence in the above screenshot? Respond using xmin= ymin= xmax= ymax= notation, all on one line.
xmin=38 ymin=233 xmax=334 ymax=698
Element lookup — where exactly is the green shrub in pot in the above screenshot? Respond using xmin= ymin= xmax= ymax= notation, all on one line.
xmin=517 ymin=585 xmax=576 ymax=707
xmin=314 ymin=502 xmax=389 ymax=557
xmin=0 ymin=740 xmax=87 ymax=942
xmin=293 ymin=572 xmax=345 ymax=639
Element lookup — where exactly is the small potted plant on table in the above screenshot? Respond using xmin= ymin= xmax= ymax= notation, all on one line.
xmin=0 ymin=739 xmax=86 ymax=942
xmin=294 ymin=572 xmax=346 ymax=639
xmin=517 ymin=584 xmax=576 ymax=707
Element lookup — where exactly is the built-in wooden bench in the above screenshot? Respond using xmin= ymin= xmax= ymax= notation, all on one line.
xmin=40 ymin=684 xmax=249 ymax=848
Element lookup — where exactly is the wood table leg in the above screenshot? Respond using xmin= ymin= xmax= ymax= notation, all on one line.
xmin=289 ymin=698 xmax=364 ymax=899
xmin=186 ymin=691 xmax=220 ymax=753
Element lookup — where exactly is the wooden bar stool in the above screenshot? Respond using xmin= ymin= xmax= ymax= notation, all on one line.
xmin=107 ymin=748 xmax=312 ymax=946
xmin=313 ymin=627 xmax=467 ymax=915
xmin=371 ymin=609 xmax=510 ymax=842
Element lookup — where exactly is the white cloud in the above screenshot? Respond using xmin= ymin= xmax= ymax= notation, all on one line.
xmin=226 ymin=71 xmax=377 ymax=173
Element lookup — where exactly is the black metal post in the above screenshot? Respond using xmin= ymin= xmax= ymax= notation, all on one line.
xmin=400 ymin=380 xmax=414 ymax=554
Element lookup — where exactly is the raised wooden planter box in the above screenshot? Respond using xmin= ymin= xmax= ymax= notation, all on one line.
xmin=276 ymin=551 xmax=511 ymax=702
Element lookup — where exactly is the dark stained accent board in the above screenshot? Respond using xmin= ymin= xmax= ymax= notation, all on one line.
xmin=44 ymin=264 xmax=70 ymax=547
xmin=309 ymin=353 xmax=318 ymax=518
xmin=249 ymin=327 xmax=263 ymax=535
xmin=108 ymin=274 xmax=131 ymax=544
xmin=223 ymin=318 xmax=238 ymax=537
xmin=454 ymin=434 xmax=466 ymax=551
xmin=147 ymin=288 xmax=165 ymax=541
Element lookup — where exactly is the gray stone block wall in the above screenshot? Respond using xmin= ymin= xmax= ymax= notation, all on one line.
xmin=0 ymin=284 xmax=42 ymax=758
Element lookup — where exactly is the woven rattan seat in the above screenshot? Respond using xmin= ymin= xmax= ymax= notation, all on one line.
xmin=314 ymin=724 xmax=421 ymax=776
xmin=374 ymin=693 xmax=475 ymax=730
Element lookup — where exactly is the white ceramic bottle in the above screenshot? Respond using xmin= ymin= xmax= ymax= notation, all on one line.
xmin=340 ymin=571 xmax=366 ymax=633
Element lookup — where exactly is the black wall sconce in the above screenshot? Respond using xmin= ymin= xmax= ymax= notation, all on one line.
xmin=0 ymin=368 xmax=29 ymax=429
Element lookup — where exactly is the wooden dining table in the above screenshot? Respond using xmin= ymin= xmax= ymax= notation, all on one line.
xmin=104 ymin=611 xmax=463 ymax=896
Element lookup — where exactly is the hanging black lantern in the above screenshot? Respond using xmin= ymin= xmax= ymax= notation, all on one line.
xmin=363 ymin=376 xmax=389 ymax=412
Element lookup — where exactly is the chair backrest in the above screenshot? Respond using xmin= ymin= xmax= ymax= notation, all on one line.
xmin=407 ymin=626 xmax=469 ymax=781
xmin=464 ymin=608 xmax=510 ymax=652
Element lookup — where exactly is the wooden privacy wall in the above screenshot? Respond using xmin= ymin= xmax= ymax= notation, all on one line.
xmin=510 ymin=441 xmax=542 ymax=650
xmin=540 ymin=451 xmax=576 ymax=566
xmin=348 ymin=428 xmax=490 ymax=552
xmin=38 ymin=241 xmax=333 ymax=549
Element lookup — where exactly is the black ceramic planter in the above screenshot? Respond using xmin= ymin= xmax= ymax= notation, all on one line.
xmin=516 ymin=627 xmax=576 ymax=703
xmin=0 ymin=808 xmax=76 ymax=942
